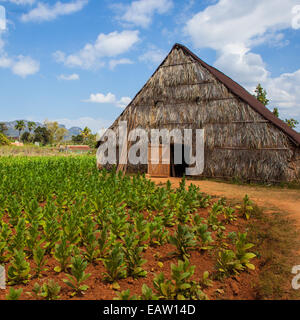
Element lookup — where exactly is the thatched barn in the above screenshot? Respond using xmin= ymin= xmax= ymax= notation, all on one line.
xmin=97 ymin=43 xmax=300 ymax=183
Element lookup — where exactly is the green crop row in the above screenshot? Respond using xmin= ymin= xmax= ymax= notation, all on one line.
xmin=0 ymin=156 xmax=256 ymax=300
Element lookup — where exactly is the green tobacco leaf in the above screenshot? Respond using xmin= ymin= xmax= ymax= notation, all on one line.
xmin=246 ymin=263 xmax=255 ymax=270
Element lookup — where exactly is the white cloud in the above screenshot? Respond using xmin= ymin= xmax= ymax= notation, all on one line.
xmin=0 ymin=53 xmax=39 ymax=77
xmin=214 ymin=50 xmax=269 ymax=92
xmin=11 ymin=55 xmax=39 ymax=77
xmin=0 ymin=10 xmax=39 ymax=78
xmin=117 ymin=0 xmax=173 ymax=28
xmin=184 ymin=0 xmax=294 ymax=53
xmin=83 ymin=92 xmax=131 ymax=108
xmin=109 ymin=58 xmax=133 ymax=70
xmin=139 ymin=47 xmax=167 ymax=65
xmin=184 ymin=0 xmax=300 ymax=119
xmin=54 ymin=30 xmax=139 ymax=69
xmin=58 ymin=73 xmax=79 ymax=81
xmin=267 ymin=70 xmax=300 ymax=112
xmin=84 ymin=92 xmax=117 ymax=104
xmin=21 ymin=0 xmax=88 ymax=23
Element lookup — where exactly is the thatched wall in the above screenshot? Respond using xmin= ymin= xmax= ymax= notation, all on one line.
xmin=100 ymin=46 xmax=300 ymax=183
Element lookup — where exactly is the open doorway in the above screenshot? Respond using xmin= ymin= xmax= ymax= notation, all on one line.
xmin=170 ymin=143 xmax=189 ymax=177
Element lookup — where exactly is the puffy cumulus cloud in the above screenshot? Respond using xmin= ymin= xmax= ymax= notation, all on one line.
xmin=0 ymin=53 xmax=39 ymax=77
xmin=0 ymin=16 xmax=39 ymax=77
xmin=266 ymin=71 xmax=300 ymax=112
xmin=83 ymin=92 xmax=132 ymax=109
xmin=54 ymin=30 xmax=139 ymax=69
xmin=184 ymin=0 xmax=295 ymax=53
xmin=11 ymin=55 xmax=39 ymax=77
xmin=57 ymin=73 xmax=79 ymax=81
xmin=21 ymin=0 xmax=88 ymax=23
xmin=184 ymin=0 xmax=300 ymax=119
xmin=214 ymin=50 xmax=270 ymax=92
xmin=84 ymin=92 xmax=117 ymax=104
xmin=116 ymin=0 xmax=173 ymax=28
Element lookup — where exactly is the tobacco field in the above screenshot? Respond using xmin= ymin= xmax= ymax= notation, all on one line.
xmin=0 ymin=156 xmax=259 ymax=300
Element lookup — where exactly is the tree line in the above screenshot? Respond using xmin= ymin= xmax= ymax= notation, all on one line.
xmin=0 ymin=120 xmax=96 ymax=147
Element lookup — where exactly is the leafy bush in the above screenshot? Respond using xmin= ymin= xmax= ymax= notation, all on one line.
xmin=0 ymin=133 xmax=10 ymax=146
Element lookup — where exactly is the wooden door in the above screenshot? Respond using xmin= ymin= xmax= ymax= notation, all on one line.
xmin=148 ymin=144 xmax=170 ymax=177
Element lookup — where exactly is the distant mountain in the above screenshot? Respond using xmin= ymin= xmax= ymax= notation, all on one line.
xmin=2 ymin=121 xmax=82 ymax=141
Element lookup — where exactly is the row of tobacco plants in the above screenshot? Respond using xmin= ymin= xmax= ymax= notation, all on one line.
xmin=0 ymin=156 xmax=257 ymax=300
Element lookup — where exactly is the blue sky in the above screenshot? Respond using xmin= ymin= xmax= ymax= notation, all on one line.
xmin=0 ymin=0 xmax=300 ymax=132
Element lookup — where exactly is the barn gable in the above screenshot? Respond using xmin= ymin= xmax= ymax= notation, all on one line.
xmin=99 ymin=44 xmax=300 ymax=183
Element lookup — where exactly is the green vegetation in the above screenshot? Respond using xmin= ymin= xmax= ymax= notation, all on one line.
xmin=0 ymin=133 xmax=10 ymax=146
xmin=0 ymin=156 xmax=292 ymax=300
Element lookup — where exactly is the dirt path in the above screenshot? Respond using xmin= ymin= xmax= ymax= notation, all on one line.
xmin=151 ymin=177 xmax=300 ymax=225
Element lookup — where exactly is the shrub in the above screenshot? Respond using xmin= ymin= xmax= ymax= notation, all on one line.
xmin=0 ymin=133 xmax=10 ymax=146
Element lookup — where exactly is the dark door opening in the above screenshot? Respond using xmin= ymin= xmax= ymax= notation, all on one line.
xmin=170 ymin=144 xmax=189 ymax=177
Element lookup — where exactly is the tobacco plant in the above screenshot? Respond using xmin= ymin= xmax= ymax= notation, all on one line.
xmin=32 ymin=280 xmax=61 ymax=300
xmin=53 ymin=236 xmax=73 ymax=272
xmin=234 ymin=233 xmax=256 ymax=271
xmin=8 ymin=218 xmax=26 ymax=253
xmin=0 ymin=222 xmax=11 ymax=263
xmin=97 ymin=224 xmax=111 ymax=258
xmin=195 ymin=223 xmax=213 ymax=250
xmin=223 ymin=207 xmax=237 ymax=224
xmin=147 ymin=217 xmax=169 ymax=247
xmin=122 ymin=234 xmax=147 ymax=278
xmin=102 ymin=243 xmax=127 ymax=284
xmin=153 ymin=259 xmax=208 ymax=300
xmin=33 ymin=246 xmax=48 ymax=277
xmin=236 ymin=195 xmax=253 ymax=220
xmin=63 ymin=253 xmax=91 ymax=296
xmin=7 ymin=249 xmax=31 ymax=284
xmin=6 ymin=287 xmax=23 ymax=300
xmin=169 ymin=224 xmax=197 ymax=259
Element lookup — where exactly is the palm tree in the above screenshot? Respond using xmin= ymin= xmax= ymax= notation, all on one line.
xmin=27 ymin=121 xmax=36 ymax=134
xmin=15 ymin=120 xmax=25 ymax=141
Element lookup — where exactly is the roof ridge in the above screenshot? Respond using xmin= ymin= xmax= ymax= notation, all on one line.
xmin=174 ymin=43 xmax=300 ymax=146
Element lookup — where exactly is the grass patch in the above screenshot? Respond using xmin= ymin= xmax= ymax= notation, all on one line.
xmin=247 ymin=205 xmax=300 ymax=299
